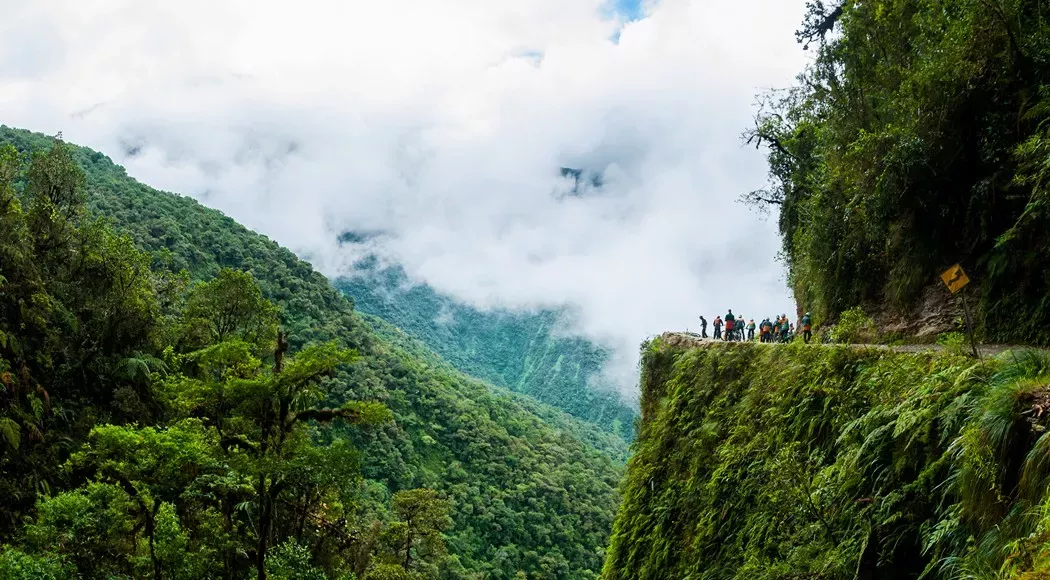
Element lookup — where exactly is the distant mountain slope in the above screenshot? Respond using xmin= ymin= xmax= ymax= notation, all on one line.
xmin=337 ymin=263 xmax=638 ymax=442
xmin=0 ymin=125 xmax=622 ymax=579
xmin=359 ymin=311 xmax=630 ymax=462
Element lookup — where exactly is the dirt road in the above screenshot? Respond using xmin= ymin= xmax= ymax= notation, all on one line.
xmin=660 ymin=332 xmax=1022 ymax=358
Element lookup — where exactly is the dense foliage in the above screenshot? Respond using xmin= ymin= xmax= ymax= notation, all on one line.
xmin=603 ymin=339 xmax=1050 ymax=579
xmin=337 ymin=265 xmax=636 ymax=445
xmin=0 ymin=127 xmax=623 ymax=579
xmin=749 ymin=0 xmax=1050 ymax=343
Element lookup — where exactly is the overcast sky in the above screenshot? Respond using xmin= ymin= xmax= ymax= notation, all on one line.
xmin=2 ymin=0 xmax=809 ymax=396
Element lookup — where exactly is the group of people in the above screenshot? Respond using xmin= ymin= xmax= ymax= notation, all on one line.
xmin=697 ymin=310 xmax=813 ymax=344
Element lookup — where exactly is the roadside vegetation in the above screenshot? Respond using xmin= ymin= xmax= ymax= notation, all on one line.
xmin=604 ymin=339 xmax=1050 ymax=579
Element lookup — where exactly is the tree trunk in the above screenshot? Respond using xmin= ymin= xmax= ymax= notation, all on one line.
xmin=403 ymin=521 xmax=413 ymax=570
xmin=274 ymin=330 xmax=288 ymax=374
xmin=256 ymin=476 xmax=270 ymax=580
xmin=220 ymin=494 xmax=235 ymax=580
xmin=147 ymin=499 xmax=162 ymax=580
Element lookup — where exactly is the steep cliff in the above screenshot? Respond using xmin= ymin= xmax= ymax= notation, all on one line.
xmin=749 ymin=0 xmax=1050 ymax=345
xmin=604 ymin=336 xmax=1050 ymax=579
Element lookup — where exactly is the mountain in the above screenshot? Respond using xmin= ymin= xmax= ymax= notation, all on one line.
xmin=337 ymin=262 xmax=637 ymax=445
xmin=603 ymin=336 xmax=1050 ymax=578
xmin=0 ymin=126 xmax=622 ymax=579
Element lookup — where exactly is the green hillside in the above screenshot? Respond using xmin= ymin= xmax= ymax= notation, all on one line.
xmin=357 ymin=310 xmax=630 ymax=462
xmin=337 ymin=265 xmax=636 ymax=444
xmin=748 ymin=0 xmax=1050 ymax=343
xmin=604 ymin=338 xmax=1050 ymax=578
xmin=0 ymin=126 xmax=622 ymax=579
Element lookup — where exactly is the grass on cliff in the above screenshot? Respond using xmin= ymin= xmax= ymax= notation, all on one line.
xmin=604 ymin=340 xmax=1050 ymax=579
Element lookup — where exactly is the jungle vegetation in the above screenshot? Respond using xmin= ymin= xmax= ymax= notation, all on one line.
xmin=747 ymin=0 xmax=1050 ymax=343
xmin=0 ymin=127 xmax=622 ymax=579
xmin=603 ymin=339 xmax=1050 ymax=579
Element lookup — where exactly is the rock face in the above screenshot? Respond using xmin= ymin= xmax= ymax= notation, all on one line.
xmin=658 ymin=331 xmax=711 ymax=350
xmin=872 ymin=283 xmax=963 ymax=339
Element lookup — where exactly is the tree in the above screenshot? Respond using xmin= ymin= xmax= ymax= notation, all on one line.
xmin=24 ymin=482 xmax=139 ymax=577
xmin=388 ymin=488 xmax=451 ymax=573
xmin=24 ymin=139 xmax=86 ymax=258
xmin=65 ymin=420 xmax=221 ymax=579
xmin=178 ymin=268 xmax=280 ymax=352
xmin=175 ymin=331 xmax=389 ymax=579
xmin=0 ymin=138 xmax=161 ymax=534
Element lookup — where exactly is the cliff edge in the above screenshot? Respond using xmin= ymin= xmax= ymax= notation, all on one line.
xmin=603 ymin=337 xmax=1050 ymax=579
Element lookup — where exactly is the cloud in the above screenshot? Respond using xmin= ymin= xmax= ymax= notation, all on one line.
xmin=1 ymin=0 xmax=808 ymax=397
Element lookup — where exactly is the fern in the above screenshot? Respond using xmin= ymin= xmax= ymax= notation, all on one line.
xmin=0 ymin=417 xmax=19 ymax=451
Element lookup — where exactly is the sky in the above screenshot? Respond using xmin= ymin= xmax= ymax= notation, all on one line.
xmin=1 ymin=0 xmax=809 ymax=397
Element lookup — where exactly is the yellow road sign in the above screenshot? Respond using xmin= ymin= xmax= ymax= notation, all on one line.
xmin=940 ymin=264 xmax=970 ymax=294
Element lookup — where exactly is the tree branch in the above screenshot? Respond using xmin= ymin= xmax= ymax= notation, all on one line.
xmin=796 ymin=1 xmax=846 ymax=50
xmin=292 ymin=408 xmax=360 ymax=425
xmin=746 ymin=129 xmax=799 ymax=162
xmin=221 ymin=434 xmax=259 ymax=454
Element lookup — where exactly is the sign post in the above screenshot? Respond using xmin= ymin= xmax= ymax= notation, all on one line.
xmin=940 ymin=264 xmax=979 ymax=359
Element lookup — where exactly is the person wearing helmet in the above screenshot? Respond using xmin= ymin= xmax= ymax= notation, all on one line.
xmin=747 ymin=319 xmax=756 ymax=341
xmin=801 ymin=312 xmax=813 ymax=343
xmin=713 ymin=315 xmax=723 ymax=340
xmin=724 ymin=310 xmax=735 ymax=342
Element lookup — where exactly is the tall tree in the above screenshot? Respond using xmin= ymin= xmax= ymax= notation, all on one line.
xmin=387 ymin=488 xmax=451 ymax=573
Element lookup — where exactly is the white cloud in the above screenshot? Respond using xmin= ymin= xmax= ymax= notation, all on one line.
xmin=2 ymin=0 xmax=808 ymax=397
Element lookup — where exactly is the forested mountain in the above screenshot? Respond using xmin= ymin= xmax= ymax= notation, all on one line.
xmin=337 ymin=265 xmax=636 ymax=444
xmin=747 ymin=0 xmax=1050 ymax=343
xmin=0 ymin=126 xmax=622 ymax=579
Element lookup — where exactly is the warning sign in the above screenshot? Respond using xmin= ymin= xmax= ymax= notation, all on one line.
xmin=940 ymin=264 xmax=970 ymax=294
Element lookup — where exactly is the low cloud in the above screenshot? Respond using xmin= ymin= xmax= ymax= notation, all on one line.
xmin=2 ymin=0 xmax=808 ymax=397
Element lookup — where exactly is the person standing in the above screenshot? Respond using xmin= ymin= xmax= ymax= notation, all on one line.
xmin=801 ymin=312 xmax=812 ymax=343
xmin=724 ymin=310 xmax=735 ymax=342
xmin=713 ymin=316 xmax=723 ymax=340
xmin=699 ymin=315 xmax=708 ymax=338
xmin=747 ymin=319 xmax=756 ymax=341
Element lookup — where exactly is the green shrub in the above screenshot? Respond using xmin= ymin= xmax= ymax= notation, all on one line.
xmin=0 ymin=548 xmax=73 ymax=580
xmin=267 ymin=540 xmax=327 ymax=580
xmin=937 ymin=332 xmax=967 ymax=356
xmin=829 ymin=306 xmax=875 ymax=344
